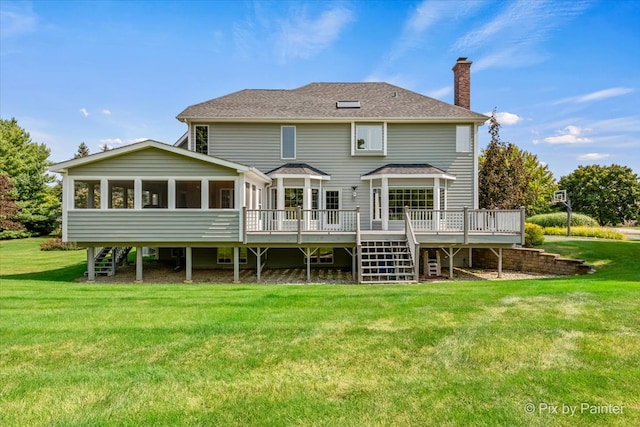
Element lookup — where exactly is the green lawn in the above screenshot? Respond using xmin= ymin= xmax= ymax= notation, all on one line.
xmin=1 ymin=238 xmax=639 ymax=426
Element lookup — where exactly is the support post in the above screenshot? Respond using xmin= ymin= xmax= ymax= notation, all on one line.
xmin=351 ymin=247 xmax=357 ymax=281
xmin=135 ymin=246 xmax=143 ymax=282
xmin=463 ymin=206 xmax=469 ymax=244
xmin=498 ymin=247 xmax=503 ymax=278
xmin=468 ymin=247 xmax=473 ymax=268
xmin=256 ymin=247 xmax=262 ymax=282
xmin=306 ymin=248 xmax=311 ymax=282
xmin=233 ymin=247 xmax=240 ymax=283
xmin=449 ymin=248 xmax=454 ymax=279
xmin=184 ymin=247 xmax=192 ymax=283
xmin=297 ymin=205 xmax=302 ymax=244
xmin=87 ymin=247 xmax=95 ymax=282
xmin=520 ymin=206 xmax=526 ymax=246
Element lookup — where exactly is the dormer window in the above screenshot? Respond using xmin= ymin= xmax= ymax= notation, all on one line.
xmin=352 ymin=122 xmax=386 ymax=156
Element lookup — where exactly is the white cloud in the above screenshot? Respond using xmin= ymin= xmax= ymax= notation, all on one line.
xmin=0 ymin=5 xmax=38 ymax=39
xmin=576 ymin=87 xmax=634 ymax=102
xmin=426 ymin=86 xmax=451 ymax=99
xmin=455 ymin=1 xmax=590 ymax=71
xmin=578 ymin=153 xmax=610 ymax=161
xmin=484 ymin=111 xmax=523 ymax=126
xmin=102 ymin=109 xmax=111 ymax=115
xmin=278 ymin=6 xmax=353 ymax=61
xmin=554 ymin=87 xmax=635 ymax=104
xmin=543 ymin=125 xmax=592 ymax=144
xmin=80 ymin=108 xmax=89 ymax=117
xmin=98 ymin=137 xmax=147 ymax=148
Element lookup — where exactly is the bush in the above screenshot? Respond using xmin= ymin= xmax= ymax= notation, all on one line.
xmin=526 ymin=212 xmax=598 ymax=228
xmin=0 ymin=230 xmax=32 ymax=240
xmin=39 ymin=238 xmax=81 ymax=251
xmin=543 ymin=226 xmax=627 ymax=240
xmin=524 ymin=223 xmax=544 ymax=247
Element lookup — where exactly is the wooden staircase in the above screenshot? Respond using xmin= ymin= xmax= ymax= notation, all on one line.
xmin=359 ymin=240 xmax=416 ymax=283
xmin=87 ymin=247 xmax=132 ymax=277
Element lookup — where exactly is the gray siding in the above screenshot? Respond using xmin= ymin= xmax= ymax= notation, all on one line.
xmin=69 ymin=147 xmax=237 ymax=177
xmin=68 ymin=210 xmax=240 ymax=243
xmin=205 ymin=122 xmax=475 ymax=224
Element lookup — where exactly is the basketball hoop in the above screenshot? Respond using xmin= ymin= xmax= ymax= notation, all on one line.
xmin=553 ymin=190 xmax=567 ymax=204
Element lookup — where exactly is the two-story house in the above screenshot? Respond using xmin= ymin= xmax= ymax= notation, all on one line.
xmin=51 ymin=58 xmax=524 ymax=283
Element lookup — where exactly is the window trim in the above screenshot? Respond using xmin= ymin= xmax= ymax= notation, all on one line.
xmin=456 ymin=125 xmax=471 ymax=153
xmin=351 ymin=122 xmax=386 ymax=156
xmin=388 ymin=187 xmax=434 ymax=221
xmin=281 ymin=125 xmax=296 ymax=160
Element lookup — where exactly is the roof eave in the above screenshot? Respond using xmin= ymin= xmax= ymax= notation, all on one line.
xmin=175 ymin=116 xmax=488 ymax=124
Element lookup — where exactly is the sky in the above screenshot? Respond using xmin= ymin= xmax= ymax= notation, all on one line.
xmin=1 ymin=0 xmax=639 ymax=180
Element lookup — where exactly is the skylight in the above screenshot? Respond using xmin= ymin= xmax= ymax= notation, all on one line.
xmin=336 ymin=101 xmax=361 ymax=109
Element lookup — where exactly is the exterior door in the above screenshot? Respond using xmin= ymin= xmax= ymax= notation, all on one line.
xmin=323 ymin=190 xmax=340 ymax=229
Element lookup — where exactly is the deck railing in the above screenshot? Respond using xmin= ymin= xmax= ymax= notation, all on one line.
xmin=408 ymin=207 xmax=525 ymax=238
xmin=245 ymin=208 xmax=358 ymax=233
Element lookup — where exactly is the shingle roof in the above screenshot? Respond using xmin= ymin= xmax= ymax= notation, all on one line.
xmin=176 ymin=83 xmax=487 ymax=122
xmin=362 ymin=163 xmax=453 ymax=177
xmin=267 ymin=163 xmax=330 ymax=177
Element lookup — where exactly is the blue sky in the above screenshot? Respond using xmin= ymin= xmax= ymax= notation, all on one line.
xmin=1 ymin=0 xmax=639 ymax=179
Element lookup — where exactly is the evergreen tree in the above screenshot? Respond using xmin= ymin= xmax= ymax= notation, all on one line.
xmin=0 ymin=118 xmax=59 ymax=236
xmin=74 ymin=142 xmax=90 ymax=158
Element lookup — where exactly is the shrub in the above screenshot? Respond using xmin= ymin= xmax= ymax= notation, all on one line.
xmin=526 ymin=212 xmax=598 ymax=228
xmin=542 ymin=226 xmax=626 ymax=240
xmin=40 ymin=238 xmax=81 ymax=251
xmin=524 ymin=223 xmax=544 ymax=247
xmin=0 ymin=230 xmax=32 ymax=240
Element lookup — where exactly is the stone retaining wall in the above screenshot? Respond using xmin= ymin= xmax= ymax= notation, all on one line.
xmin=471 ymin=248 xmax=594 ymax=276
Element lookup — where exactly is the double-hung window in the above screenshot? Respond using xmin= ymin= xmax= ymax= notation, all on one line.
xmin=353 ymin=123 xmax=385 ymax=155
xmin=281 ymin=126 xmax=296 ymax=159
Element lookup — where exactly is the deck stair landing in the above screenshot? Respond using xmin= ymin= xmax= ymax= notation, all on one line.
xmin=359 ymin=240 xmax=416 ymax=283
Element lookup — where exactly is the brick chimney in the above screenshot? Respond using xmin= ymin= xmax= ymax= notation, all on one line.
xmin=452 ymin=57 xmax=472 ymax=109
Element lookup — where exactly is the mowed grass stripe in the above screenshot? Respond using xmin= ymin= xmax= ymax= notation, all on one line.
xmin=1 ymin=238 xmax=639 ymax=426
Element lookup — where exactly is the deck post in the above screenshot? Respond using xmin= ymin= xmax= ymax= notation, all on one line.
xmin=87 ymin=247 xmax=95 ymax=282
xmin=256 ymin=247 xmax=262 ymax=282
xmin=468 ymin=247 xmax=473 ymax=267
xmin=135 ymin=246 xmax=143 ymax=282
xmin=184 ymin=247 xmax=192 ymax=283
xmin=463 ymin=206 xmax=469 ymax=244
xmin=242 ymin=207 xmax=247 ymax=244
xmin=520 ymin=206 xmax=526 ymax=246
xmin=498 ymin=248 xmax=503 ymax=278
xmin=233 ymin=247 xmax=240 ymax=283
xmin=449 ymin=248 xmax=454 ymax=279
xmin=297 ymin=206 xmax=302 ymax=244
xmin=351 ymin=247 xmax=357 ymax=281
xmin=306 ymin=248 xmax=311 ymax=282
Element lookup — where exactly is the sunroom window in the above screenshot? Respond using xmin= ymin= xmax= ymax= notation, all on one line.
xmin=74 ymin=180 xmax=101 ymax=209
xmin=209 ymin=181 xmax=235 ymax=209
xmin=109 ymin=180 xmax=134 ymax=209
xmin=176 ymin=180 xmax=201 ymax=209
xmin=142 ymin=180 xmax=168 ymax=208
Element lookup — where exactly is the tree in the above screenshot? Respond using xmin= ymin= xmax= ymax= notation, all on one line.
xmin=479 ymin=110 xmax=557 ymax=214
xmin=479 ymin=110 xmax=528 ymax=209
xmin=559 ymin=164 xmax=640 ymax=226
xmin=0 ymin=117 xmax=59 ymax=236
xmin=100 ymin=143 xmax=111 ymax=152
xmin=74 ymin=142 xmax=90 ymax=158
xmin=0 ymin=174 xmax=26 ymax=236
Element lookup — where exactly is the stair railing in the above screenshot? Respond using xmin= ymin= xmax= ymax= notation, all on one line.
xmin=404 ymin=206 xmax=420 ymax=282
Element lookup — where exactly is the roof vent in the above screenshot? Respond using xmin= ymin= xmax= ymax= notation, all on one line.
xmin=336 ymin=101 xmax=361 ymax=109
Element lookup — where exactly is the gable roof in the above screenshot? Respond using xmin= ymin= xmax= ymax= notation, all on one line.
xmin=176 ymin=83 xmax=488 ymax=123
xmin=361 ymin=163 xmax=456 ymax=180
xmin=49 ymin=139 xmax=271 ymax=183
xmin=267 ymin=163 xmax=330 ymax=178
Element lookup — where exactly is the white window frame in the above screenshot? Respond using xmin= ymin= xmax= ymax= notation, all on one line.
xmin=351 ymin=122 xmax=386 ymax=156
xmin=281 ymin=125 xmax=296 ymax=160
xmin=388 ymin=187 xmax=434 ymax=221
xmin=456 ymin=125 xmax=471 ymax=153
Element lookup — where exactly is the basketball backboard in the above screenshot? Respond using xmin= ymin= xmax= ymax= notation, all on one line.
xmin=553 ymin=190 xmax=567 ymax=204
